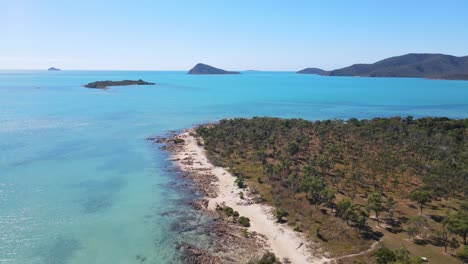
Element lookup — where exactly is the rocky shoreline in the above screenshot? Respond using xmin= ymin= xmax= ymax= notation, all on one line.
xmin=148 ymin=129 xmax=330 ymax=263
xmin=148 ymin=132 xmax=269 ymax=264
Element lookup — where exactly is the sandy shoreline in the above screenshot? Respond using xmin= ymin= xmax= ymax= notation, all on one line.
xmin=168 ymin=129 xmax=330 ymax=264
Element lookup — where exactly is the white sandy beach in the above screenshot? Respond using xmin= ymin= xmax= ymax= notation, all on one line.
xmin=171 ymin=130 xmax=330 ymax=264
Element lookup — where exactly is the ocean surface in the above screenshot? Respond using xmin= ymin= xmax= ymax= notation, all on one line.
xmin=1 ymin=70 xmax=467 ymax=264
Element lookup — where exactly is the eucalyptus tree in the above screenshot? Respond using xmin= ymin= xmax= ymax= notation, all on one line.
xmin=367 ymin=192 xmax=383 ymax=226
xmin=410 ymin=190 xmax=431 ymax=215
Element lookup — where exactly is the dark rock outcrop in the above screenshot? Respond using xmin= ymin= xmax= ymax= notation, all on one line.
xmin=178 ymin=243 xmax=222 ymax=264
xmin=48 ymin=67 xmax=60 ymax=71
xmin=297 ymin=53 xmax=468 ymax=80
xmin=188 ymin=63 xmax=240 ymax=75
xmin=84 ymin=79 xmax=155 ymax=89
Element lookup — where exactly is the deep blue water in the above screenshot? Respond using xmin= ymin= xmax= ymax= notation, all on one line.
xmin=1 ymin=70 xmax=467 ymax=263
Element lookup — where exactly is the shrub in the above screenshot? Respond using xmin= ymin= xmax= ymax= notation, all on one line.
xmin=273 ymin=207 xmax=287 ymax=222
xmin=293 ymin=223 xmax=302 ymax=232
xmin=248 ymin=251 xmax=277 ymax=264
xmin=235 ymin=176 xmax=245 ymax=188
xmin=242 ymin=228 xmax=250 ymax=238
xmin=375 ymin=247 xmax=396 ymax=264
xmin=238 ymin=216 xmax=251 ymax=227
xmin=221 ymin=206 xmax=234 ymax=217
xmin=173 ymin=138 xmax=185 ymax=144
xmin=457 ymin=245 xmax=468 ymax=262
xmin=255 ymin=195 xmax=264 ymax=203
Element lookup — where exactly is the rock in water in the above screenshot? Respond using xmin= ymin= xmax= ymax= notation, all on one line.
xmin=178 ymin=243 xmax=222 ymax=264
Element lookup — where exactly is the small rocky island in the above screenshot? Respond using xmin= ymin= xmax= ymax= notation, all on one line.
xmin=48 ymin=67 xmax=61 ymax=71
xmin=84 ymin=79 xmax=155 ymax=89
xmin=188 ymin=63 xmax=240 ymax=74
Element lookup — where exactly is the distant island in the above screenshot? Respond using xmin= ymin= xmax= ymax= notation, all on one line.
xmin=48 ymin=67 xmax=61 ymax=71
xmin=296 ymin=67 xmax=327 ymax=75
xmin=298 ymin=53 xmax=468 ymax=80
xmin=84 ymin=79 xmax=155 ymax=89
xmin=188 ymin=63 xmax=240 ymax=74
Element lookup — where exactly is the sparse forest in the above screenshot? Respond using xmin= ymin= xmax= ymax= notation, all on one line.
xmin=196 ymin=117 xmax=468 ymax=263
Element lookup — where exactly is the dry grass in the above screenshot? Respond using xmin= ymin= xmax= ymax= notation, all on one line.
xmin=208 ymin=152 xmax=465 ymax=262
xmin=231 ymin=159 xmax=375 ymax=257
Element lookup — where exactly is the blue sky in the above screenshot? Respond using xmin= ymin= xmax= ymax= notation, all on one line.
xmin=2 ymin=0 xmax=468 ymax=70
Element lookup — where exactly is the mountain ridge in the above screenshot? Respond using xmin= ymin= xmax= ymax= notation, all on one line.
xmin=298 ymin=53 xmax=468 ymax=80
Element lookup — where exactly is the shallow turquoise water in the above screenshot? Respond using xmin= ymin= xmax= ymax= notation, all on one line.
xmin=1 ymin=71 xmax=467 ymax=263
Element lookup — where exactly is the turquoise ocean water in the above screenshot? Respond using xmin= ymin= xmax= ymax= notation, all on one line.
xmin=1 ymin=71 xmax=467 ymax=263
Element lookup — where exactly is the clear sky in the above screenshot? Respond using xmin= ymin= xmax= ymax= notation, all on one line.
xmin=2 ymin=0 xmax=468 ymax=71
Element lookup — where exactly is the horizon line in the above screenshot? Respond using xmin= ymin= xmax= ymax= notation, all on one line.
xmin=0 ymin=68 xmax=299 ymax=72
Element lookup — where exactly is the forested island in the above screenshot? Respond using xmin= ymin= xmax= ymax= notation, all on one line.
xmin=298 ymin=53 xmax=468 ymax=80
xmin=48 ymin=67 xmax=60 ymax=71
xmin=188 ymin=63 xmax=240 ymax=74
xmin=84 ymin=79 xmax=155 ymax=89
xmin=195 ymin=117 xmax=468 ymax=263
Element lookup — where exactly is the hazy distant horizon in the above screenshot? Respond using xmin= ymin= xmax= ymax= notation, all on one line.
xmin=3 ymin=0 xmax=468 ymax=71
xmin=3 ymin=52 xmax=468 ymax=72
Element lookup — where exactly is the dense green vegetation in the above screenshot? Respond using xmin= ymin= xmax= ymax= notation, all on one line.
xmin=375 ymin=246 xmax=424 ymax=264
xmin=196 ymin=117 xmax=467 ymax=261
xmin=84 ymin=79 xmax=155 ymax=89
